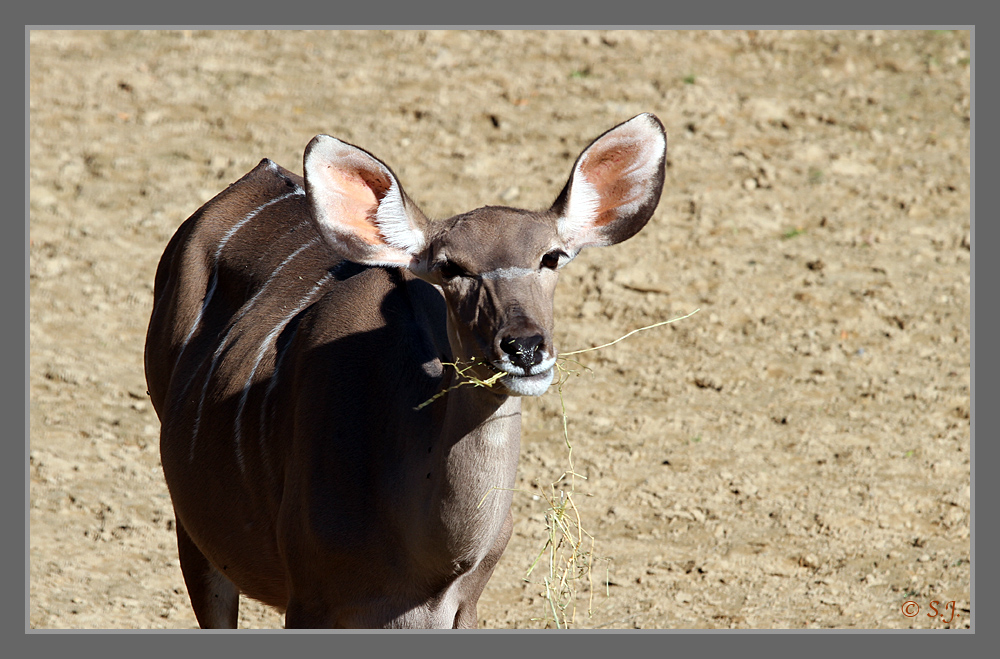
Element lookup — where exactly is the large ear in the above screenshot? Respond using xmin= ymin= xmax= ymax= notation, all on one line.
xmin=551 ymin=113 xmax=666 ymax=253
xmin=304 ymin=135 xmax=428 ymax=267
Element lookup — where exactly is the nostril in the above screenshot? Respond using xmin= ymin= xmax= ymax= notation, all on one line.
xmin=521 ymin=335 xmax=544 ymax=364
xmin=500 ymin=335 xmax=545 ymax=368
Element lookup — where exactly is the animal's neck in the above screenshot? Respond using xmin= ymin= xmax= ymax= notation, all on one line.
xmin=423 ymin=365 xmax=522 ymax=566
xmin=393 ymin=278 xmax=523 ymax=568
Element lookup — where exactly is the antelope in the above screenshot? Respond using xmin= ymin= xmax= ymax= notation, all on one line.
xmin=145 ymin=113 xmax=666 ymax=628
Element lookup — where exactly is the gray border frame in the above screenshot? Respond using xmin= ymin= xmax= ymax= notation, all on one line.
xmin=19 ymin=6 xmax=981 ymax=656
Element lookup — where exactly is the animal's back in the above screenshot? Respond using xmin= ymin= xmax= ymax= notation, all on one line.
xmin=146 ymin=159 xmax=313 ymax=410
xmin=145 ymin=159 xmax=346 ymax=605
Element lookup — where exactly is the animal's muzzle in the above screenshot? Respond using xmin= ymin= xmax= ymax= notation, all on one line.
xmin=499 ymin=334 xmax=545 ymax=371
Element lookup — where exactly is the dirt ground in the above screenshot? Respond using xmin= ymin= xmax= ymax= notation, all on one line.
xmin=28 ymin=30 xmax=971 ymax=630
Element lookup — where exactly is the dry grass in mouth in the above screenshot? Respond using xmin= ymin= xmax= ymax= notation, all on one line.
xmin=418 ymin=309 xmax=702 ymax=628
xmin=411 ymin=360 xmax=507 ymax=411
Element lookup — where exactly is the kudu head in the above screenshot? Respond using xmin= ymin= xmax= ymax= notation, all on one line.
xmin=303 ymin=113 xmax=667 ymax=397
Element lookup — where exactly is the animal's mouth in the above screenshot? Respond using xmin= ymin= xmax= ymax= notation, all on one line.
xmin=487 ymin=357 xmax=557 ymax=397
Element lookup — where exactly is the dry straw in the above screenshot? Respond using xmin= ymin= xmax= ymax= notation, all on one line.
xmin=525 ymin=308 xmax=700 ymax=628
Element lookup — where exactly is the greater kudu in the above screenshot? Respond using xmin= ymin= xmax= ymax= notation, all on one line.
xmin=145 ymin=113 xmax=667 ymax=628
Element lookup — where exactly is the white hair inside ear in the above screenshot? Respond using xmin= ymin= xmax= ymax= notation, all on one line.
xmin=556 ymin=113 xmax=667 ymax=252
xmin=374 ymin=176 xmax=424 ymax=256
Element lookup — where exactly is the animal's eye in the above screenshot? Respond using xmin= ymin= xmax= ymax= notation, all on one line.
xmin=438 ymin=260 xmax=466 ymax=280
xmin=540 ymin=251 xmax=565 ymax=270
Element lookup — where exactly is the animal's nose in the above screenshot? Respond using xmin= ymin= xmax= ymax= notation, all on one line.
xmin=500 ymin=334 xmax=545 ymax=370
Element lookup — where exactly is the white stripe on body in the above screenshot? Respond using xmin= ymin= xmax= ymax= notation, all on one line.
xmin=257 ymin=309 xmax=301 ymax=479
xmin=228 ymin=232 xmax=321 ymax=450
xmin=174 ymin=189 xmax=305 ymax=378
xmin=188 ymin=231 xmax=320 ymax=461
xmin=233 ymin=271 xmax=335 ymax=474
xmin=183 ymin=190 xmax=307 ymax=460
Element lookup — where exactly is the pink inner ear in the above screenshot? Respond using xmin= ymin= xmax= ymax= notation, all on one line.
xmin=322 ymin=166 xmax=385 ymax=246
xmin=580 ymin=142 xmax=647 ymax=227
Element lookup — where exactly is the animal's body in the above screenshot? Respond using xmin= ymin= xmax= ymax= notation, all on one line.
xmin=145 ymin=114 xmax=666 ymax=628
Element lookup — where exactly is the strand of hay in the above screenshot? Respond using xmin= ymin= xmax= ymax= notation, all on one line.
xmin=527 ymin=309 xmax=700 ymax=628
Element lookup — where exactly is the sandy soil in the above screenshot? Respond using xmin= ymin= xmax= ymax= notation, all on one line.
xmin=28 ymin=29 xmax=971 ymax=629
